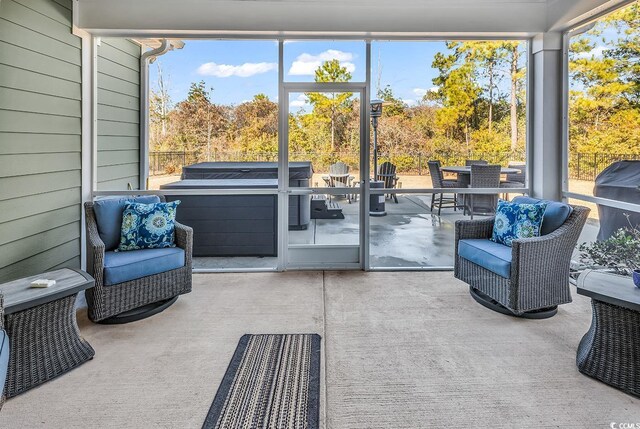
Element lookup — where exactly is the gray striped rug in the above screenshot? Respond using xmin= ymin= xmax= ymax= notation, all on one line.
xmin=203 ymin=334 xmax=321 ymax=429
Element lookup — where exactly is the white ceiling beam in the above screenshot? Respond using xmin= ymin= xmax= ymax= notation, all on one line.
xmin=76 ymin=0 xmax=548 ymax=36
xmin=546 ymin=0 xmax=633 ymax=31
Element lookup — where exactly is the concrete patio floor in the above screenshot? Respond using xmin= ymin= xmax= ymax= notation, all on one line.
xmin=193 ymin=194 xmax=600 ymax=270
xmin=2 ymin=271 xmax=637 ymax=428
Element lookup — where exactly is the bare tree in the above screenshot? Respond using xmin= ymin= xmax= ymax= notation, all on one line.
xmin=156 ymin=61 xmax=171 ymax=137
xmin=509 ymin=45 xmax=520 ymax=151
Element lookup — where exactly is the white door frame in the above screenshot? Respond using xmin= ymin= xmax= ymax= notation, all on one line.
xmin=278 ymin=81 xmax=370 ymax=270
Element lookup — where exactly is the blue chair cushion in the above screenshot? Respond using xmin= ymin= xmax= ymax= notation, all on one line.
xmin=117 ymin=200 xmax=180 ymax=251
xmin=103 ymin=247 xmax=185 ymax=286
xmin=93 ymin=196 xmax=161 ymax=251
xmin=491 ymin=199 xmax=547 ymax=247
xmin=0 ymin=329 xmax=9 ymax=397
xmin=458 ymin=238 xmax=512 ymax=279
xmin=512 ymin=196 xmax=573 ymax=235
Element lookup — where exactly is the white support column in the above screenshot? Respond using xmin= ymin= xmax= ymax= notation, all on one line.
xmin=72 ymin=22 xmax=96 ymax=270
xmin=531 ymin=32 xmax=564 ymax=201
xmin=140 ymin=45 xmax=149 ymax=190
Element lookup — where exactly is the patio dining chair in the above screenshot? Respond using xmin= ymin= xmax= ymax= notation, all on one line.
xmin=377 ymin=161 xmax=399 ymax=203
xmin=427 ymin=160 xmax=460 ymax=216
xmin=465 ymin=159 xmax=488 ymax=166
xmin=500 ymin=163 xmax=526 ymax=199
xmin=467 ymin=164 xmax=501 ymax=219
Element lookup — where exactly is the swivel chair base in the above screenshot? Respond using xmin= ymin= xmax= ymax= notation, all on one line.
xmin=470 ymin=288 xmax=557 ymax=319
xmin=97 ymin=296 xmax=179 ymax=324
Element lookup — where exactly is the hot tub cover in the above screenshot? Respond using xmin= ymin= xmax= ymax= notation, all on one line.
xmin=181 ymin=162 xmax=313 ymax=180
xmin=160 ymin=179 xmax=277 ymax=189
xmin=593 ymin=160 xmax=640 ymax=240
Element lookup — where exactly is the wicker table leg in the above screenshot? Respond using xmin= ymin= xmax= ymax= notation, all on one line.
xmin=577 ymin=300 xmax=640 ymax=398
xmin=4 ymin=295 xmax=95 ymax=398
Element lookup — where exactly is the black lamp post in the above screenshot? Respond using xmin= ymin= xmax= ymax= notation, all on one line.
xmin=370 ymin=99 xmax=383 ymax=181
xmin=369 ymin=99 xmax=386 ymax=216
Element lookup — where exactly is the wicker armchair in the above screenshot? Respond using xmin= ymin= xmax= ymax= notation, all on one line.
xmin=84 ymin=196 xmax=193 ymax=323
xmin=0 ymin=295 xmax=7 ymax=410
xmin=454 ymin=201 xmax=589 ymax=318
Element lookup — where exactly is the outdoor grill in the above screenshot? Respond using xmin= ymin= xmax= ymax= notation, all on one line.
xmin=594 ymin=160 xmax=640 ymax=240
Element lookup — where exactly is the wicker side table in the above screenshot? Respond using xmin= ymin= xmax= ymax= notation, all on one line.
xmin=576 ymin=269 xmax=640 ymax=398
xmin=0 ymin=268 xmax=95 ymax=398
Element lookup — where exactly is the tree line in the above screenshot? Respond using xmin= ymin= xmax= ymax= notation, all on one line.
xmin=568 ymin=3 xmax=639 ymax=157
xmin=149 ymin=5 xmax=638 ymax=174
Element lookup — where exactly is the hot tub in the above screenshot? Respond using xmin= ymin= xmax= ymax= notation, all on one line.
xmin=160 ymin=162 xmax=313 ymax=257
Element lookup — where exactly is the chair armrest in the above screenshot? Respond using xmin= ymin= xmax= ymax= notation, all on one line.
xmin=175 ymin=222 xmax=193 ymax=265
xmin=454 ymin=217 xmax=495 ymax=275
xmin=0 ymin=295 xmax=4 ymax=330
xmin=509 ymin=206 xmax=590 ymax=307
xmin=84 ymin=202 xmax=106 ymax=280
xmin=455 ymin=217 xmax=495 ymax=241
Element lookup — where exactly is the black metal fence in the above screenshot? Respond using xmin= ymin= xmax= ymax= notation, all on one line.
xmin=149 ymin=151 xmax=200 ymax=176
xmin=149 ymin=150 xmax=639 ymax=180
xmin=568 ymin=152 xmax=640 ymax=181
xmin=148 ymin=150 xmax=526 ymax=176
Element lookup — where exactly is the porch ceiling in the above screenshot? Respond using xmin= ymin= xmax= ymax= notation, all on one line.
xmin=75 ymin=0 xmax=628 ymax=37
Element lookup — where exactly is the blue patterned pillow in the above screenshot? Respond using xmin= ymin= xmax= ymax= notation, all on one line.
xmin=491 ymin=199 xmax=547 ymax=247
xmin=117 ymin=201 xmax=181 ymax=251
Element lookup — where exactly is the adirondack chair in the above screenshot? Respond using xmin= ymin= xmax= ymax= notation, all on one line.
xmin=322 ymin=161 xmax=355 ymax=203
xmin=377 ymin=161 xmax=399 ymax=203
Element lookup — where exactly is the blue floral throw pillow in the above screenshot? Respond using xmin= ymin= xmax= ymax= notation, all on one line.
xmin=491 ymin=199 xmax=547 ymax=247
xmin=117 ymin=201 xmax=181 ymax=251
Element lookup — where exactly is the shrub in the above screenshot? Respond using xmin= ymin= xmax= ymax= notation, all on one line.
xmin=390 ymin=154 xmax=418 ymax=173
xmin=578 ymin=217 xmax=640 ymax=276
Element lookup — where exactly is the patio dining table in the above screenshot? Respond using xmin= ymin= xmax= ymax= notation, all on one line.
xmin=440 ymin=165 xmax=522 ymax=187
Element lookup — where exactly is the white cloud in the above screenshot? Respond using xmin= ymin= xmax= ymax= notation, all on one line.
xmin=402 ymin=99 xmax=417 ymax=106
xmin=575 ymin=46 xmax=606 ymax=59
xmin=412 ymin=88 xmax=428 ymax=98
xmin=196 ymin=61 xmax=277 ymax=78
xmin=290 ymin=94 xmax=308 ymax=108
xmin=288 ymin=50 xmax=356 ymax=76
xmin=412 ymin=87 xmax=439 ymax=98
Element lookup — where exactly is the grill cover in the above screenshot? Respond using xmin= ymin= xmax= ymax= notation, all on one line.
xmin=593 ymin=160 xmax=640 ymax=240
xmin=181 ymin=162 xmax=313 ymax=180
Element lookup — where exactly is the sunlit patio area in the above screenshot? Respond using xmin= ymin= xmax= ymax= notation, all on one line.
xmin=193 ymin=192 xmax=601 ymax=270
xmin=1 ymin=0 xmax=639 ymax=427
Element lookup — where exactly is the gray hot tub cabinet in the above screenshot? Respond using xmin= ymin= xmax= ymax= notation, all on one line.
xmin=160 ymin=162 xmax=313 ymax=257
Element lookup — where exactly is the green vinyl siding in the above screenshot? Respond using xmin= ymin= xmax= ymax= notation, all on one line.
xmin=0 ymin=0 xmax=81 ymax=282
xmin=97 ymin=38 xmax=141 ymax=190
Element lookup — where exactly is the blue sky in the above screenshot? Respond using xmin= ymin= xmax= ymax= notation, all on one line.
xmin=147 ymin=33 xmax=628 ymax=109
xmin=149 ymin=40 xmax=448 ymax=107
